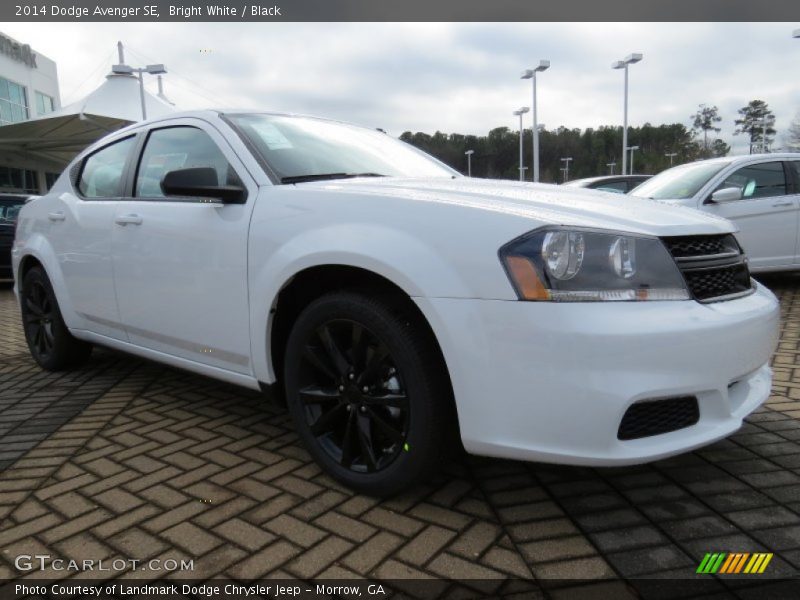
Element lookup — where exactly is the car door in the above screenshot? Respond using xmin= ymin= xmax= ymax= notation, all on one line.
xmin=789 ymin=161 xmax=800 ymax=267
xmin=704 ymin=161 xmax=798 ymax=270
xmin=47 ymin=135 xmax=137 ymax=339
xmin=111 ymin=120 xmax=256 ymax=375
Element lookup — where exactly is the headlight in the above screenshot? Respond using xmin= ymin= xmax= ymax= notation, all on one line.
xmin=499 ymin=227 xmax=689 ymax=302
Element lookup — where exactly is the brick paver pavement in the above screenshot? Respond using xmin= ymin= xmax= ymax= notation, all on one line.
xmin=2 ymin=276 xmax=800 ymax=593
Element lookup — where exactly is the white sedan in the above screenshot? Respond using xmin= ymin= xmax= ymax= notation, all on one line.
xmin=629 ymin=153 xmax=800 ymax=272
xmin=12 ymin=111 xmax=779 ymax=495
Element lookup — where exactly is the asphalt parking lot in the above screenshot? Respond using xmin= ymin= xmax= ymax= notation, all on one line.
xmin=2 ymin=276 xmax=800 ymax=595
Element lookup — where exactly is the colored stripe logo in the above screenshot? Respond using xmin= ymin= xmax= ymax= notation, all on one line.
xmin=697 ymin=552 xmax=773 ymax=574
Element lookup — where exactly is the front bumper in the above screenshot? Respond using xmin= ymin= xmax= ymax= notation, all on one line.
xmin=415 ymin=282 xmax=779 ymax=466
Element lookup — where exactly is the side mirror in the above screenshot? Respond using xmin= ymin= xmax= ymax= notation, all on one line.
xmin=709 ymin=187 xmax=742 ymax=204
xmin=161 ymin=167 xmax=246 ymax=204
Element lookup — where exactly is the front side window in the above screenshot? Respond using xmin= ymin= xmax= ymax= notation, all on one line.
xmin=714 ymin=162 xmax=787 ymax=199
xmin=135 ymin=127 xmax=238 ymax=198
xmin=789 ymin=162 xmax=800 ymax=193
xmin=226 ymin=113 xmax=457 ymax=183
xmin=0 ymin=77 xmax=29 ymax=124
xmin=630 ymin=161 xmax=729 ymax=200
xmin=78 ymin=137 xmax=136 ymax=198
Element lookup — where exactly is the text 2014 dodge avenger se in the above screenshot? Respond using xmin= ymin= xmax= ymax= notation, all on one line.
xmin=11 ymin=111 xmax=780 ymax=495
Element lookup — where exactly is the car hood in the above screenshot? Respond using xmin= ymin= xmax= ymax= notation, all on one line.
xmin=301 ymin=177 xmax=734 ymax=237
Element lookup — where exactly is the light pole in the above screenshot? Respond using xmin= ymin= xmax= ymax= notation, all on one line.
xmin=607 ymin=161 xmax=616 ymax=175
xmin=665 ymin=152 xmax=678 ymax=167
xmin=627 ymin=145 xmax=640 ymax=175
xmin=112 ymin=62 xmax=167 ymax=120
xmin=560 ymin=157 xmax=573 ymax=182
xmin=521 ymin=60 xmax=550 ymax=183
xmin=465 ymin=150 xmax=474 ymax=177
xmin=612 ymin=53 xmax=643 ymax=177
xmin=513 ymin=107 xmax=530 ymax=181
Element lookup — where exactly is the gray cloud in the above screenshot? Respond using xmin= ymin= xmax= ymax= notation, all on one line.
xmin=4 ymin=22 xmax=800 ymax=154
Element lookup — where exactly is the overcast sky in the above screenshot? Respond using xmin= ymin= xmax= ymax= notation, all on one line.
xmin=3 ymin=22 xmax=800 ymax=154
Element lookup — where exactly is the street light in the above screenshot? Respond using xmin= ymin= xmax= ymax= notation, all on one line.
xmin=521 ymin=60 xmax=550 ymax=183
xmin=112 ymin=62 xmax=167 ymax=120
xmin=627 ymin=145 xmax=640 ymax=175
xmin=465 ymin=150 xmax=474 ymax=177
xmin=560 ymin=157 xmax=573 ymax=182
xmin=607 ymin=161 xmax=616 ymax=175
xmin=612 ymin=53 xmax=643 ymax=177
xmin=665 ymin=152 xmax=678 ymax=167
xmin=513 ymin=107 xmax=530 ymax=181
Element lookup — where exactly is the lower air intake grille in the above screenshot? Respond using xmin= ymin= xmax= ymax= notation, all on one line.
xmin=618 ymin=396 xmax=699 ymax=441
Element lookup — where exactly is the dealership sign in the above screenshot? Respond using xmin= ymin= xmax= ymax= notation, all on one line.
xmin=0 ymin=33 xmax=37 ymax=68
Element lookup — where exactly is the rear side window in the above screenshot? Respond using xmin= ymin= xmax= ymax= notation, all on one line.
xmin=135 ymin=127 xmax=238 ymax=198
xmin=78 ymin=137 xmax=135 ymax=198
xmin=714 ymin=161 xmax=787 ymax=199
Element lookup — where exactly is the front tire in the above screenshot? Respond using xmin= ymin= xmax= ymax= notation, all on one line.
xmin=284 ymin=291 xmax=451 ymax=496
xmin=20 ymin=266 xmax=92 ymax=371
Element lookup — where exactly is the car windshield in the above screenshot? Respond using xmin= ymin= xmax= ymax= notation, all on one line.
xmin=226 ymin=114 xmax=458 ymax=183
xmin=629 ymin=161 xmax=729 ymax=200
xmin=0 ymin=201 xmax=23 ymax=223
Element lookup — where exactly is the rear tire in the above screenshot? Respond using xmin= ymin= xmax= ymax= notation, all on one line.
xmin=284 ymin=291 xmax=452 ymax=496
xmin=20 ymin=266 xmax=92 ymax=371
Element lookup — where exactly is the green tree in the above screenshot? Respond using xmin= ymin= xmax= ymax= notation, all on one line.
xmin=691 ymin=104 xmax=722 ymax=156
xmin=734 ymin=100 xmax=776 ymax=153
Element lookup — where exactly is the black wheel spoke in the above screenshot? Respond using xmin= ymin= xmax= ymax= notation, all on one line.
xmin=42 ymin=325 xmax=54 ymax=350
xmin=309 ymin=404 xmax=346 ymax=436
xmin=25 ymin=297 xmax=42 ymax=317
xmin=365 ymin=406 xmax=404 ymax=445
xmin=303 ymin=346 xmax=339 ymax=382
xmin=365 ymin=392 xmax=408 ymax=409
xmin=351 ymin=324 xmax=367 ymax=373
xmin=340 ymin=411 xmax=356 ymax=467
xmin=358 ymin=343 xmax=390 ymax=386
xmin=317 ymin=325 xmax=350 ymax=376
xmin=356 ymin=413 xmax=378 ymax=472
xmin=299 ymin=385 xmax=340 ymax=405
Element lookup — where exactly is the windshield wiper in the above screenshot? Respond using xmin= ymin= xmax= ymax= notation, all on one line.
xmin=280 ymin=173 xmax=386 ymax=184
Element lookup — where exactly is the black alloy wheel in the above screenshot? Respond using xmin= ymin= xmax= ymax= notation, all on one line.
xmin=20 ymin=266 xmax=92 ymax=371
xmin=299 ymin=318 xmax=409 ymax=473
xmin=284 ymin=291 xmax=452 ymax=496
xmin=23 ymin=279 xmax=56 ymax=360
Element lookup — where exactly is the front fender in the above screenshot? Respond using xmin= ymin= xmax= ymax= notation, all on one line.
xmin=249 ymin=223 xmax=473 ymax=383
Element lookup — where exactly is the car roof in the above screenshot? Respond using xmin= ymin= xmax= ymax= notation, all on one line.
xmin=565 ymin=175 xmax=651 ymax=186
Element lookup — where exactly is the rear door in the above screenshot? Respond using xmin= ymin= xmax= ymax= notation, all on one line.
xmin=705 ymin=161 xmax=798 ymax=270
xmin=111 ymin=119 xmax=256 ymax=375
xmin=49 ymin=135 xmax=137 ymax=339
xmin=789 ymin=160 xmax=800 ymax=267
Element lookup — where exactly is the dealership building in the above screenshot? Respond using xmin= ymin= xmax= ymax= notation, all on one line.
xmin=0 ymin=32 xmax=61 ymax=194
xmin=0 ymin=33 xmax=175 ymax=196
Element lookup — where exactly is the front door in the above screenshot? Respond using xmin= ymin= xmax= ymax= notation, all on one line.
xmin=706 ymin=161 xmax=798 ymax=270
xmin=112 ymin=121 xmax=255 ymax=375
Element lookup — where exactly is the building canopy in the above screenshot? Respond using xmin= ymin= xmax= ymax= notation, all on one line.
xmin=0 ymin=57 xmax=175 ymax=167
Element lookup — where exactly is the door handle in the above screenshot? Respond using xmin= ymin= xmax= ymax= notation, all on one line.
xmin=772 ymin=201 xmax=794 ymax=207
xmin=47 ymin=211 xmax=65 ymax=222
xmin=115 ymin=214 xmax=143 ymax=226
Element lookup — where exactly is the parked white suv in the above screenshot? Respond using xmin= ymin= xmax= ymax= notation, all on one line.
xmin=12 ymin=111 xmax=780 ymax=495
xmin=629 ymin=154 xmax=800 ymax=272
